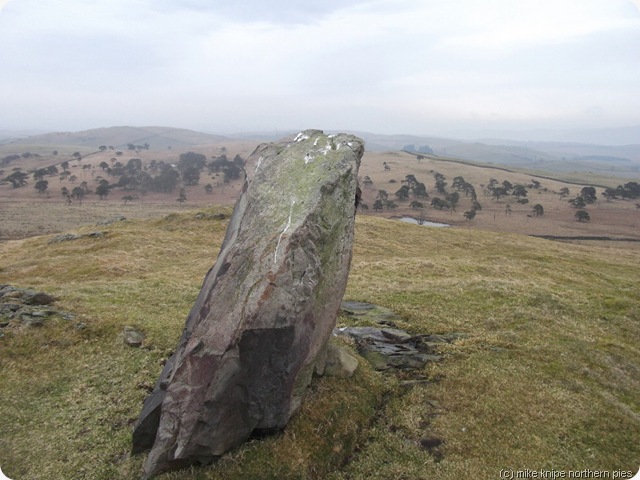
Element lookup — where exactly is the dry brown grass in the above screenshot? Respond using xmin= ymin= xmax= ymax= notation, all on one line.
xmin=358 ymin=151 xmax=640 ymax=240
xmin=3 ymin=144 xmax=638 ymax=242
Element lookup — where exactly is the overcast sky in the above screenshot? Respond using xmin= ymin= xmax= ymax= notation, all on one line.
xmin=1 ymin=0 xmax=639 ymax=141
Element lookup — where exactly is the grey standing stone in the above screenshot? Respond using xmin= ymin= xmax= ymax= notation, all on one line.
xmin=132 ymin=130 xmax=363 ymax=478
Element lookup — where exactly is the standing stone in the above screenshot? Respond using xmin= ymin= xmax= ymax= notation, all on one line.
xmin=132 ymin=130 xmax=364 ymax=478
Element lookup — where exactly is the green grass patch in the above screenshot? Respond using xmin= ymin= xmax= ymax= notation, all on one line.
xmin=1 ymin=211 xmax=639 ymax=479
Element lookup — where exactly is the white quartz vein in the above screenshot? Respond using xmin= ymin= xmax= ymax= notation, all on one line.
xmin=274 ymin=200 xmax=295 ymax=263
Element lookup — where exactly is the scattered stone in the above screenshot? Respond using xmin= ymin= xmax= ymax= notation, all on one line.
xmin=194 ymin=212 xmax=227 ymax=221
xmin=48 ymin=231 xmax=107 ymax=244
xmin=0 ymin=287 xmax=56 ymax=305
xmin=340 ymin=301 xmax=405 ymax=327
xmin=419 ymin=436 xmax=443 ymax=449
xmin=399 ymin=379 xmax=431 ymax=389
xmin=23 ymin=291 xmax=56 ymax=306
xmin=0 ymin=285 xmax=75 ymax=330
xmin=48 ymin=233 xmax=82 ymax=244
xmin=323 ymin=343 xmax=359 ymax=378
xmin=335 ymin=326 xmax=443 ymax=371
xmin=133 ymin=130 xmax=364 ymax=478
xmin=123 ymin=326 xmax=145 ymax=347
xmin=336 ymin=302 xmax=466 ymax=372
xmin=97 ymin=215 xmax=127 ymax=226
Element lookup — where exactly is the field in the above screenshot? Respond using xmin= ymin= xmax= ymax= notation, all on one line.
xmin=1 ymin=133 xmax=639 ymax=479
xmin=1 ymin=140 xmax=639 ymax=242
xmin=0 ymin=210 xmax=638 ymax=479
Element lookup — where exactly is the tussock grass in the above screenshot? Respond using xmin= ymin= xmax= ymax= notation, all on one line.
xmin=1 ymin=211 xmax=639 ymax=479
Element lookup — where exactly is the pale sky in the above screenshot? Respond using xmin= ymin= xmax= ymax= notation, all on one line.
xmin=1 ymin=0 xmax=639 ymax=141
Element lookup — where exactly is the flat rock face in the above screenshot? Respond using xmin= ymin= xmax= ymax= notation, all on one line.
xmin=133 ymin=130 xmax=364 ymax=478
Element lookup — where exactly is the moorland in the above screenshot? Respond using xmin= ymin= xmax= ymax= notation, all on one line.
xmin=0 ymin=127 xmax=639 ymax=479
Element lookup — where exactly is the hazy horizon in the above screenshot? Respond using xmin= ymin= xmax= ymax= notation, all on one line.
xmin=1 ymin=0 xmax=639 ymax=144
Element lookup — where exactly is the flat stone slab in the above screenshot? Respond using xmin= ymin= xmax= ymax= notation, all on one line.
xmin=336 ymin=303 xmax=466 ymax=371
xmin=340 ymin=301 xmax=405 ymax=326
xmin=335 ymin=326 xmax=442 ymax=370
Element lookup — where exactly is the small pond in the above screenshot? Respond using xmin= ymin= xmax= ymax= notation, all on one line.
xmin=398 ymin=217 xmax=450 ymax=228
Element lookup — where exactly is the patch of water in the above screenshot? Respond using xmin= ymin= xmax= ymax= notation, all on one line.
xmin=398 ymin=217 xmax=450 ymax=228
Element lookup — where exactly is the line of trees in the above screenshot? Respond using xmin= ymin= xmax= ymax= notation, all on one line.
xmin=0 ymin=149 xmax=245 ymax=204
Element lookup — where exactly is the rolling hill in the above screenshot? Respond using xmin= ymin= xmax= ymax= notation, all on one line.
xmin=4 ymin=126 xmax=230 ymax=150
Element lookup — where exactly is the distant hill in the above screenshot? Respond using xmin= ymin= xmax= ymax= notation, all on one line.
xmin=6 ymin=126 xmax=230 ymax=150
xmin=4 ymin=125 xmax=640 ymax=178
xmin=338 ymin=131 xmax=640 ymax=178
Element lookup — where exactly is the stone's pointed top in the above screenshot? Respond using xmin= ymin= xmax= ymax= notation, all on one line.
xmin=133 ymin=131 xmax=364 ymax=478
xmin=244 ymin=130 xmax=363 ymax=198
xmin=291 ymin=129 xmax=323 ymax=143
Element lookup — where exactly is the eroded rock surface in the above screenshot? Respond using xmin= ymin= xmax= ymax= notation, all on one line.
xmin=132 ymin=130 xmax=363 ymax=478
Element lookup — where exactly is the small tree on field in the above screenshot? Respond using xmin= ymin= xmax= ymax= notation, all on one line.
xmin=395 ymin=185 xmax=410 ymax=201
xmin=95 ymin=183 xmax=110 ymax=200
xmin=5 ymin=171 xmax=29 ymax=188
xmin=512 ymin=184 xmax=528 ymax=199
xmin=33 ymin=168 xmax=48 ymax=181
xmin=72 ymin=186 xmax=85 ymax=203
xmin=569 ymin=196 xmax=587 ymax=209
xmin=532 ymin=204 xmax=544 ymax=217
xmin=412 ymin=182 xmax=428 ymax=198
xmin=580 ymin=186 xmax=597 ymax=204
xmin=446 ymin=192 xmax=460 ymax=212
xmin=177 ymin=188 xmax=187 ymax=204
xmin=431 ymin=197 xmax=449 ymax=210
xmin=35 ymin=179 xmax=48 ymax=193
xmin=575 ymin=210 xmax=591 ymax=222
xmin=122 ymin=195 xmax=137 ymax=205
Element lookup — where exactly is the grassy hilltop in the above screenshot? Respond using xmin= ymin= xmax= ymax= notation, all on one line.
xmin=0 ymin=208 xmax=639 ymax=479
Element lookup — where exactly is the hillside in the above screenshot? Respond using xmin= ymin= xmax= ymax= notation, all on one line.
xmin=349 ymin=131 xmax=640 ymax=180
xmin=4 ymin=126 xmax=230 ymax=150
xmin=0 ymin=210 xmax=638 ymax=479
